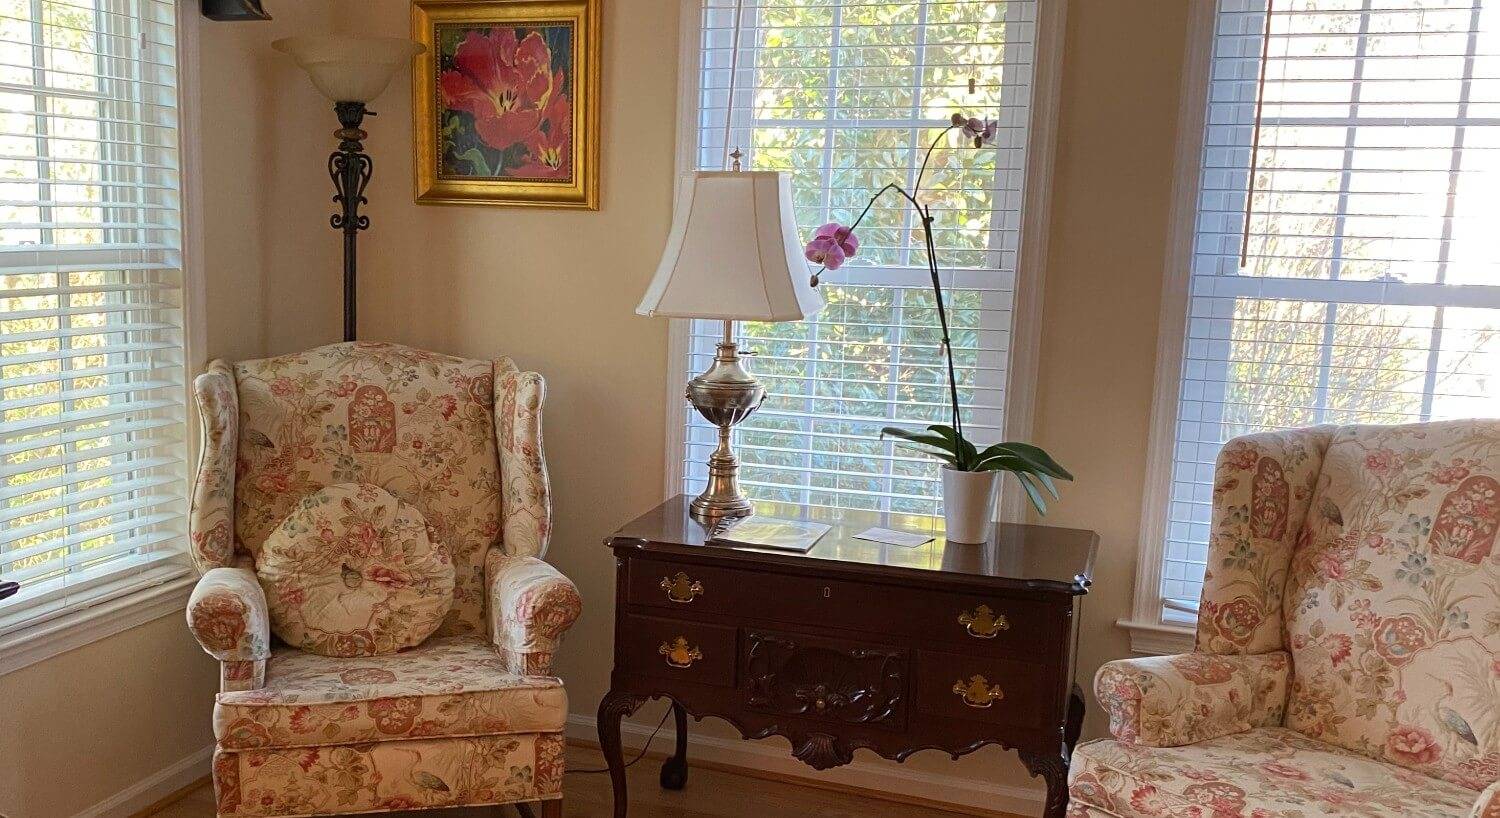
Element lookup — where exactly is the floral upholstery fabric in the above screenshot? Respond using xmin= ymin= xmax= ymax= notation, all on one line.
xmin=1095 ymin=652 xmax=1290 ymax=748
xmin=187 ymin=343 xmax=573 ymax=818
xmin=1077 ymin=420 xmax=1499 ymax=817
xmin=495 ymin=364 xmax=551 ymax=560
xmin=191 ymin=360 xmax=240 ymax=572
xmin=188 ymin=567 xmax=271 ymax=662
xmin=256 ymin=482 xmax=455 ymax=657
xmin=1282 ymin=421 xmax=1499 ymax=788
xmin=213 ymin=635 xmax=566 ymax=750
xmin=1474 ymin=782 xmax=1500 ymax=818
xmin=213 ymin=732 xmax=564 ymax=817
xmin=1195 ymin=426 xmax=1335 ymax=655
xmin=486 ymin=551 xmax=581 ymax=676
xmin=1070 ymin=728 xmax=1479 ymax=818
xmin=233 ymin=342 xmax=502 ymax=636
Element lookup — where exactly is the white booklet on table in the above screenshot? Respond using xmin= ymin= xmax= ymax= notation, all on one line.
xmin=710 ymin=517 xmax=831 ymax=553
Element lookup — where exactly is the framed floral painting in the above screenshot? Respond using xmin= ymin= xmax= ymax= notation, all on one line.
xmin=412 ymin=0 xmax=601 ymax=209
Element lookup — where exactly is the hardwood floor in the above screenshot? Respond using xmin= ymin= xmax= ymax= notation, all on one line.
xmin=148 ymin=744 xmax=993 ymax=818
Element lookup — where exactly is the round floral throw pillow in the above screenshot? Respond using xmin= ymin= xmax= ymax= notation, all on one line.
xmin=256 ymin=482 xmax=455 ymax=657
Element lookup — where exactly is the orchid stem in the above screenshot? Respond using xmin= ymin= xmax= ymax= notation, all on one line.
xmin=811 ymin=122 xmax=968 ymax=463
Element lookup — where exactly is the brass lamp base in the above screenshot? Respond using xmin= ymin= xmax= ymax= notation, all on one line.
xmin=687 ymin=321 xmax=764 ymax=522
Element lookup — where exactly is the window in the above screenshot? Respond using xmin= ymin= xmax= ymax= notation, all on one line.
xmin=679 ymin=0 xmax=1038 ymax=516
xmin=1136 ymin=0 xmax=1500 ymax=638
xmin=0 ymin=0 xmax=188 ymax=633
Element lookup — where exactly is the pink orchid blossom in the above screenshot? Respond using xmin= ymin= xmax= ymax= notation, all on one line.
xmin=951 ymin=112 xmax=999 ymax=148
xmin=803 ymin=222 xmax=859 ymax=270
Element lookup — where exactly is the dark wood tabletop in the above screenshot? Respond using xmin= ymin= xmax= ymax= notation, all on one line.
xmin=609 ymin=494 xmax=1098 ymax=595
xmin=599 ymin=495 xmax=1100 ymax=818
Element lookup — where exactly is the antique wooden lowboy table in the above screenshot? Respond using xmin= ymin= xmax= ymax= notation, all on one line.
xmin=598 ymin=496 xmax=1098 ymax=818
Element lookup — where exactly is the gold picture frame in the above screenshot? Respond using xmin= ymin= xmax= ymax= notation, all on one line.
xmin=412 ymin=0 xmax=601 ymax=209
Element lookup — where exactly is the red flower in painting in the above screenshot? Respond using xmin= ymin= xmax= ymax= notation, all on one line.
xmin=441 ymin=29 xmax=558 ymax=152
xmin=515 ymin=89 xmax=573 ymax=179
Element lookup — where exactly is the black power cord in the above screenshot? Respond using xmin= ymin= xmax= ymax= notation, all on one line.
xmin=568 ymin=705 xmax=674 ymax=774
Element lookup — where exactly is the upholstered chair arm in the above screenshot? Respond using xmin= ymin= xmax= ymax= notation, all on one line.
xmin=493 ymin=361 xmax=553 ymax=559
xmin=189 ymin=360 xmax=239 ymax=572
xmin=1470 ymin=781 xmax=1499 ymax=818
xmin=187 ymin=567 xmax=271 ymax=692
xmin=1094 ymin=651 xmax=1290 ymax=747
xmin=486 ymin=551 xmax=581 ymax=676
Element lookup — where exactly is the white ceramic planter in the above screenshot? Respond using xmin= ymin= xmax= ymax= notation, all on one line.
xmin=942 ymin=467 xmax=1000 ymax=544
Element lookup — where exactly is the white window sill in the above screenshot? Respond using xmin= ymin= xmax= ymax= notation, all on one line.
xmin=1117 ymin=617 xmax=1196 ymax=655
xmin=0 ymin=561 xmax=196 ymax=676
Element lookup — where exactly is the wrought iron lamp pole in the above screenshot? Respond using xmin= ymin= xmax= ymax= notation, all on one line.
xmin=329 ymin=101 xmax=373 ymax=343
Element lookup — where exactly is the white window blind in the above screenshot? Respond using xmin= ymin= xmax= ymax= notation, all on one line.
xmin=0 ymin=0 xmax=188 ymax=630
xmin=684 ymin=0 xmax=1036 ymax=516
xmin=1160 ymin=0 xmax=1500 ymax=619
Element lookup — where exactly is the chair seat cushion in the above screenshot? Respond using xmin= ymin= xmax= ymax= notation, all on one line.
xmin=213 ymin=635 xmax=567 ymax=750
xmin=256 ymin=482 xmax=455 ymax=657
xmin=1069 ymin=728 xmax=1479 ymax=818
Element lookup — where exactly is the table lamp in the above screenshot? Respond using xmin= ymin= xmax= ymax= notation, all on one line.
xmin=272 ymin=35 xmax=425 ymax=342
xmin=638 ymin=162 xmax=823 ymax=521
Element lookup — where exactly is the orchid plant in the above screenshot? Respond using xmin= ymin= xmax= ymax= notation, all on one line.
xmin=804 ymin=114 xmax=1073 ymax=514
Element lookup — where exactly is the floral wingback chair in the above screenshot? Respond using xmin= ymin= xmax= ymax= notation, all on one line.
xmin=184 ymin=342 xmax=581 ymax=818
xmin=1070 ymin=420 xmax=1499 ymax=818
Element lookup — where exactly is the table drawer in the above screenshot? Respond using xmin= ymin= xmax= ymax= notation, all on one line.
xmin=915 ymin=648 xmax=1053 ymax=730
xmin=618 ymin=613 xmax=737 ymax=688
xmin=629 ymin=557 xmax=1065 ymax=657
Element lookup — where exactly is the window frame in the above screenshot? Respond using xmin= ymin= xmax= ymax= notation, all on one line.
xmin=0 ymin=0 xmax=205 ymax=675
xmin=661 ymin=0 xmax=1067 ymax=522
xmin=1124 ymin=0 xmax=1500 ymax=654
xmin=1121 ymin=0 xmax=1219 ymax=656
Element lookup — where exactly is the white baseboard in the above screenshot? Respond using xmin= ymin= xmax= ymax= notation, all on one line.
xmin=565 ymin=712 xmax=1044 ymax=817
xmin=74 ymin=742 xmax=212 ymax=818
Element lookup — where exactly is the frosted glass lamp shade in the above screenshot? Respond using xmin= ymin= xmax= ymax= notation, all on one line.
xmin=273 ymin=35 xmax=425 ymax=103
xmin=638 ymin=171 xmax=823 ymax=322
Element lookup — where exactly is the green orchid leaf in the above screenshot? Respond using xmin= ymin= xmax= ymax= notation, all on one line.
xmin=881 ymin=426 xmax=957 ymax=454
xmin=956 ymin=434 xmax=978 ymax=471
xmin=981 ymin=442 xmax=1072 ymax=480
xmin=891 ymin=441 xmax=957 ymax=465
xmin=1012 ymin=470 xmax=1049 ymax=515
xmin=1033 ymin=470 xmax=1060 ymax=499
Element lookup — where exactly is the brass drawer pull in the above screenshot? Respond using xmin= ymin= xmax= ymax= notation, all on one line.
xmin=660 ymin=572 xmax=704 ymax=603
xmin=953 ymin=675 xmax=1005 ymax=708
xmin=659 ymin=637 xmax=703 ymax=669
xmin=958 ymin=604 xmax=1009 ymax=639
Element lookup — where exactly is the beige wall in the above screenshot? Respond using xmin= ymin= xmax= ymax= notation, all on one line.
xmin=0 ymin=7 xmax=338 ymax=817
xmin=1035 ymin=0 xmax=1192 ymax=741
xmin=331 ymin=0 xmax=680 ymax=739
xmin=319 ymin=0 xmax=1195 ymax=806
xmin=2 ymin=0 xmax=1197 ymax=814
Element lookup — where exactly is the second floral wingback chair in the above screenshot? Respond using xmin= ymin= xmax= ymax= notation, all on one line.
xmin=1069 ymin=420 xmax=1499 ymax=818
xmin=183 ymin=342 xmax=581 ymax=818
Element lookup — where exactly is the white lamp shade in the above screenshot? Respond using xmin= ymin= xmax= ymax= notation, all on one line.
xmin=638 ymin=171 xmax=823 ymax=322
xmin=273 ymin=35 xmax=425 ymax=103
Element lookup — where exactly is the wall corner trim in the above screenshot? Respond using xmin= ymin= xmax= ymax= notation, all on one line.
xmin=73 ymin=742 xmax=213 ymax=818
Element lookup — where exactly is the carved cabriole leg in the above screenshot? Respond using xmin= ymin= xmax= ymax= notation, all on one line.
xmin=598 ymin=690 xmax=646 ymax=818
xmin=1019 ymin=750 xmax=1070 ymax=818
xmin=659 ymin=700 xmax=689 ymax=790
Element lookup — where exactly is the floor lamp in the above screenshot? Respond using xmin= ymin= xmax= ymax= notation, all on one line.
xmin=273 ymin=35 xmax=425 ymax=342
